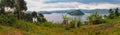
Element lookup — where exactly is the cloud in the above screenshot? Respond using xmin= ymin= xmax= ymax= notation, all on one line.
xmin=78 ymin=3 xmax=120 ymax=10
xmin=25 ymin=0 xmax=120 ymax=11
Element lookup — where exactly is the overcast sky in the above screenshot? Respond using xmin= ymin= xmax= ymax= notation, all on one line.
xmin=25 ymin=0 xmax=120 ymax=11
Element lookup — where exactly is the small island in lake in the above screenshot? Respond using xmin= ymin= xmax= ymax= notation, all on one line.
xmin=68 ymin=10 xmax=84 ymax=15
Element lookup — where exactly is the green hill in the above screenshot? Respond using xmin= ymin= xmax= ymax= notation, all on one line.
xmin=68 ymin=10 xmax=84 ymax=15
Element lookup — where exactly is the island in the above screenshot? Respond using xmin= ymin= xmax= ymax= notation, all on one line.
xmin=68 ymin=10 xmax=84 ymax=15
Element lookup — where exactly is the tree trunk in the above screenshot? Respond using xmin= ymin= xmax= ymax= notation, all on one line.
xmin=75 ymin=21 xmax=78 ymax=28
xmin=17 ymin=0 xmax=21 ymax=20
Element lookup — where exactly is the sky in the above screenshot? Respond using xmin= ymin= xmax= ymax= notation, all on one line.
xmin=25 ymin=0 xmax=120 ymax=11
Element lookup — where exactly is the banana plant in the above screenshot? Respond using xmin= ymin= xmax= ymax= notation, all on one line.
xmin=62 ymin=15 xmax=71 ymax=26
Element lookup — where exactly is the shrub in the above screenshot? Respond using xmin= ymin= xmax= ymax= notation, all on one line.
xmin=0 ymin=14 xmax=16 ymax=26
xmin=87 ymin=12 xmax=105 ymax=25
xmin=14 ymin=20 xmax=39 ymax=32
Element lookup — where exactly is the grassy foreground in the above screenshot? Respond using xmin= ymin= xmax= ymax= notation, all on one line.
xmin=0 ymin=18 xmax=120 ymax=35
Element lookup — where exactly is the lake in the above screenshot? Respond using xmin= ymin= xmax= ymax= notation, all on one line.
xmin=43 ymin=13 xmax=91 ymax=23
xmin=43 ymin=12 xmax=109 ymax=23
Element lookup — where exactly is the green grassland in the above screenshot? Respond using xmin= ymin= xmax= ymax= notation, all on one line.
xmin=0 ymin=17 xmax=120 ymax=35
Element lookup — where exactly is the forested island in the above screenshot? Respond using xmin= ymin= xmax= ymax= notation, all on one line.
xmin=68 ymin=10 xmax=84 ymax=15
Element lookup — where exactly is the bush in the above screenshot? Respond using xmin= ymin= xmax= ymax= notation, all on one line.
xmin=13 ymin=20 xmax=39 ymax=32
xmin=0 ymin=14 xmax=16 ymax=26
xmin=87 ymin=12 xmax=105 ymax=25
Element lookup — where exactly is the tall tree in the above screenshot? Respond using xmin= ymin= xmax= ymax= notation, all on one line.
xmin=16 ymin=0 xmax=27 ymax=19
xmin=0 ymin=0 xmax=27 ymax=19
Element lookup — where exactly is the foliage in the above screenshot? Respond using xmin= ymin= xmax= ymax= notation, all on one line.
xmin=39 ymin=13 xmax=44 ymax=17
xmin=13 ymin=20 xmax=39 ymax=32
xmin=0 ymin=14 xmax=16 ymax=26
xmin=18 ymin=0 xmax=27 ymax=11
xmin=62 ymin=15 xmax=71 ymax=26
xmin=87 ymin=12 xmax=105 ymax=25
xmin=108 ymin=8 xmax=120 ymax=19
xmin=0 ymin=0 xmax=27 ymax=11
xmin=114 ymin=8 xmax=119 ymax=16
xmin=108 ymin=9 xmax=115 ymax=19
xmin=0 ymin=0 xmax=5 ymax=15
xmin=0 ymin=0 xmax=27 ymax=19
xmin=32 ymin=11 xmax=37 ymax=17
xmin=37 ymin=16 xmax=47 ymax=22
xmin=4 ymin=0 xmax=15 ymax=8
xmin=37 ymin=13 xmax=47 ymax=22
xmin=20 ymin=12 xmax=47 ymax=23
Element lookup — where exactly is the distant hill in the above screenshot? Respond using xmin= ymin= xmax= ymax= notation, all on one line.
xmin=38 ymin=11 xmax=52 ymax=14
xmin=37 ymin=9 xmax=111 ymax=14
xmin=67 ymin=10 xmax=84 ymax=15
xmin=81 ymin=9 xmax=109 ymax=14
xmin=25 ymin=11 xmax=52 ymax=14
xmin=26 ymin=9 xmax=120 ymax=14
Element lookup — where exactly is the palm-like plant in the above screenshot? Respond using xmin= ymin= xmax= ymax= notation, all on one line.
xmin=62 ymin=15 xmax=71 ymax=26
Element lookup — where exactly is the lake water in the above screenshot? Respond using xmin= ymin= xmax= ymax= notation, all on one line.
xmin=43 ymin=13 xmax=91 ymax=23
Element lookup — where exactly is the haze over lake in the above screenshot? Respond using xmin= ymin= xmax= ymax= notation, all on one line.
xmin=43 ymin=13 xmax=106 ymax=23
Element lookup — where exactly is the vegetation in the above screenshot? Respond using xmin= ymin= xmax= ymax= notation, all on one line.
xmin=108 ymin=8 xmax=120 ymax=19
xmin=87 ymin=12 xmax=105 ymax=25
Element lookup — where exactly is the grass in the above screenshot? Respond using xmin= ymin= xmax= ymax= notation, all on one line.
xmin=0 ymin=25 xmax=24 ymax=35
xmin=0 ymin=17 xmax=120 ymax=35
xmin=105 ymin=17 xmax=120 ymax=23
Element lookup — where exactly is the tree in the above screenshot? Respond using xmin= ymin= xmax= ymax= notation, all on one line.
xmin=39 ymin=13 xmax=44 ymax=17
xmin=32 ymin=11 xmax=37 ymax=17
xmin=4 ymin=0 xmax=15 ymax=8
xmin=114 ymin=8 xmax=119 ymax=16
xmin=18 ymin=0 xmax=27 ymax=11
xmin=16 ymin=0 xmax=27 ymax=19
xmin=37 ymin=13 xmax=46 ymax=23
xmin=108 ymin=9 xmax=115 ymax=19
xmin=62 ymin=15 xmax=70 ymax=26
xmin=0 ymin=0 xmax=5 ymax=15
xmin=23 ymin=13 xmax=33 ymax=22
xmin=0 ymin=0 xmax=27 ymax=19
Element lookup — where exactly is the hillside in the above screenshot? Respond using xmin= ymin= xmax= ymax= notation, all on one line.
xmin=0 ymin=19 xmax=120 ymax=35
xmin=0 ymin=0 xmax=120 ymax=35
xmin=0 ymin=15 xmax=120 ymax=35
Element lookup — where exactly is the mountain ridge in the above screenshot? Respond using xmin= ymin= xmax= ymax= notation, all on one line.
xmin=26 ymin=9 xmax=120 ymax=14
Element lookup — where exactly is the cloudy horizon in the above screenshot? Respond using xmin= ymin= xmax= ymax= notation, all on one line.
xmin=25 ymin=0 xmax=120 ymax=11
